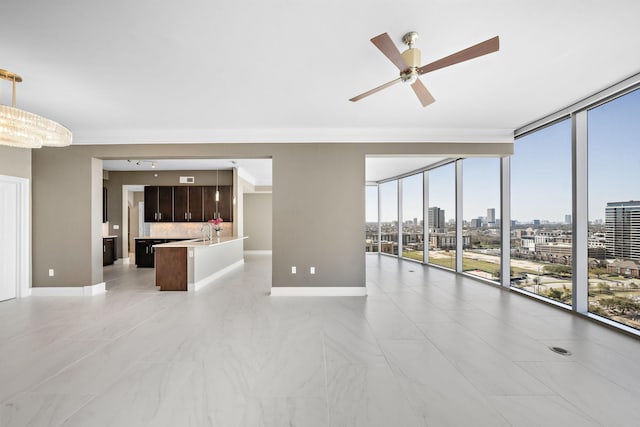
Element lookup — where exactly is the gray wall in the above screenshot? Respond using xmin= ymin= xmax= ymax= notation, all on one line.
xmin=272 ymin=144 xmax=364 ymax=286
xmin=0 ymin=146 xmax=31 ymax=179
xmin=32 ymin=147 xmax=95 ymax=287
xmin=244 ymin=193 xmax=272 ymax=250
xmin=31 ymin=142 xmax=512 ymax=288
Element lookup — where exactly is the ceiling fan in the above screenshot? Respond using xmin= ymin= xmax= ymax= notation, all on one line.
xmin=349 ymin=32 xmax=499 ymax=107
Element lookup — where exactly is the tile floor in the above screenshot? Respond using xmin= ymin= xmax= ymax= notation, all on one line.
xmin=1 ymin=253 xmax=639 ymax=426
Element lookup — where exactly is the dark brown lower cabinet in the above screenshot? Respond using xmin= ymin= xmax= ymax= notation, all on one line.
xmin=103 ymin=237 xmax=116 ymax=266
xmin=135 ymin=238 xmax=185 ymax=268
xmin=155 ymin=247 xmax=187 ymax=291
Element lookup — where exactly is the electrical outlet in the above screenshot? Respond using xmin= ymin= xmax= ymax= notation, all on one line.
xmin=310 ymin=267 xmax=315 ymax=274
xmin=48 ymin=269 xmax=54 ymax=277
xmin=291 ymin=266 xmax=296 ymax=274
xmin=113 ymin=224 xmax=119 ymax=230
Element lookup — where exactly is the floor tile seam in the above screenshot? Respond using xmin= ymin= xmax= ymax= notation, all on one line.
xmin=551 ymin=393 xmax=607 ymax=426
xmin=65 ymin=304 xmax=173 ymax=344
xmin=572 ymin=358 xmax=640 ymax=396
xmin=382 ymin=287 xmax=437 ymax=333
xmin=382 ymin=278 xmax=508 ymax=390
xmin=423 ymin=345 xmax=555 ymax=397
xmin=53 ymin=359 xmax=201 ymax=424
xmin=445 ymin=316 xmax=572 ymax=366
xmin=510 ymin=359 xmax=640 ymax=416
xmin=320 ymin=331 xmax=332 ymax=426
xmin=58 ymin=294 xmax=167 ymax=339
xmin=0 ymin=322 xmax=89 ymax=349
xmin=55 ymin=392 xmax=102 ymax=426
xmin=1 ymin=392 xmax=99 ymax=427
xmin=16 ymin=333 xmax=144 ymax=400
xmin=588 ymin=335 xmax=640 ymax=361
xmin=353 ymin=306 xmax=426 ymax=424
xmin=9 ymin=353 xmax=105 ymax=409
xmin=485 ymin=391 xmax=560 ymax=398
xmin=411 ymin=319 xmax=551 ymax=407
xmin=486 ymin=394 xmax=606 ymax=427
xmin=562 ymin=338 xmax=640 ymax=370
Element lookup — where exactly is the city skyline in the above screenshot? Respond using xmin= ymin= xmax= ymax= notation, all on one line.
xmin=367 ymin=88 xmax=639 ymax=224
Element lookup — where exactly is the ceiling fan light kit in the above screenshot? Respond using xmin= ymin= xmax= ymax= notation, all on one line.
xmin=350 ymin=31 xmax=500 ymax=107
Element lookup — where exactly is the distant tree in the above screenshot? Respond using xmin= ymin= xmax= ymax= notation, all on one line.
xmin=589 ymin=304 xmax=606 ymax=316
xmin=589 ymin=267 xmax=608 ymax=279
xmin=601 ymin=297 xmax=640 ymax=315
xmin=544 ymin=265 xmax=572 ymax=277
xmin=495 ymin=268 xmax=514 ymax=279
xmin=545 ymin=286 xmax=571 ymax=303
xmin=597 ymin=282 xmax=612 ymax=295
xmin=547 ymin=288 xmax=564 ymax=300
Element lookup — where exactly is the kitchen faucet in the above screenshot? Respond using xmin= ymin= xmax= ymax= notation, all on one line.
xmin=201 ymin=223 xmax=213 ymax=241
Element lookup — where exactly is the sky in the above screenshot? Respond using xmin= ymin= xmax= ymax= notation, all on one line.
xmin=367 ymin=88 xmax=639 ymax=224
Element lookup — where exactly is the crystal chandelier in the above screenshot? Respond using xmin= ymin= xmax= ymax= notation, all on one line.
xmin=0 ymin=69 xmax=72 ymax=148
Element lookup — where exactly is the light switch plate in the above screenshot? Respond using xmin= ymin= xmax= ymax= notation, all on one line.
xmin=113 ymin=224 xmax=119 ymax=230
xmin=48 ymin=269 xmax=54 ymax=277
xmin=291 ymin=266 xmax=296 ymax=274
xmin=310 ymin=267 xmax=315 ymax=274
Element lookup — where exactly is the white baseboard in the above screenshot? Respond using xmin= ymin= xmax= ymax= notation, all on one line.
xmin=243 ymin=250 xmax=272 ymax=255
xmin=189 ymin=260 xmax=244 ymax=292
xmin=121 ymin=257 xmax=132 ymax=265
xmin=30 ymin=282 xmax=106 ymax=296
xmin=270 ymin=286 xmax=367 ymax=296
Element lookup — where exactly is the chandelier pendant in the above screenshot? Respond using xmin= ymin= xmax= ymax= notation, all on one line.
xmin=0 ymin=69 xmax=72 ymax=148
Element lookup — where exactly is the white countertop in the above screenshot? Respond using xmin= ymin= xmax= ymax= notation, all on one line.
xmin=134 ymin=236 xmax=194 ymax=240
xmin=153 ymin=236 xmax=247 ymax=248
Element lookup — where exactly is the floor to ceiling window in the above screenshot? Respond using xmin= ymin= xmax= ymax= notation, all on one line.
xmin=587 ymin=88 xmax=640 ymax=329
xmin=462 ymin=158 xmax=501 ymax=281
xmin=401 ymin=173 xmax=424 ymax=261
xmin=379 ymin=181 xmax=398 ymax=255
xmin=365 ymin=185 xmax=378 ymax=253
xmin=366 ymin=78 xmax=640 ymax=337
xmin=428 ymin=163 xmax=456 ymax=269
xmin=511 ymin=119 xmax=573 ymax=305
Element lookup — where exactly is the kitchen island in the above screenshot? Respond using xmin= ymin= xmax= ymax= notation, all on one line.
xmin=153 ymin=236 xmax=247 ymax=291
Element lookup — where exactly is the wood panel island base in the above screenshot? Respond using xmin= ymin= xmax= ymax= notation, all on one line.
xmin=154 ymin=236 xmax=247 ymax=291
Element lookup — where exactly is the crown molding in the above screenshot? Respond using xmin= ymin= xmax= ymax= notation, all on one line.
xmin=71 ymin=128 xmax=514 ymax=145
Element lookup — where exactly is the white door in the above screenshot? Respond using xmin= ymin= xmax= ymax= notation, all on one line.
xmin=0 ymin=181 xmax=18 ymax=301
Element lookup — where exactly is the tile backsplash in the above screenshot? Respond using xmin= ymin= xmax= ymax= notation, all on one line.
xmin=149 ymin=222 xmax=233 ymax=237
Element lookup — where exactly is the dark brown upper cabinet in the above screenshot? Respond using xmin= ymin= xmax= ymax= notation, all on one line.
xmin=204 ymin=185 xmax=233 ymax=222
xmin=144 ymin=185 xmax=232 ymax=223
xmin=144 ymin=186 xmax=174 ymax=222
xmin=174 ymin=186 xmax=204 ymax=222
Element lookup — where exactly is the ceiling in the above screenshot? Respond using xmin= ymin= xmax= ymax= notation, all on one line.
xmin=102 ymin=156 xmax=446 ymax=184
xmin=2 ymin=1 xmax=639 ymax=147
xmin=102 ymin=158 xmax=273 ymax=186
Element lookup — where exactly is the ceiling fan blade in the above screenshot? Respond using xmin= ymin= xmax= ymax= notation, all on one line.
xmin=411 ymin=79 xmax=435 ymax=107
xmin=417 ymin=36 xmax=499 ymax=75
xmin=371 ymin=33 xmax=409 ymax=71
xmin=349 ymin=77 xmax=402 ymax=102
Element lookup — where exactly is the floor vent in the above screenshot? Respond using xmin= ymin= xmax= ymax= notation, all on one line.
xmin=549 ymin=346 xmax=572 ymax=356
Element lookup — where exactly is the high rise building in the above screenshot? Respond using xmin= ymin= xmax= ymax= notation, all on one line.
xmin=605 ymin=201 xmax=640 ymax=260
xmin=487 ymin=208 xmax=496 ymax=227
xmin=565 ymin=214 xmax=572 ymax=224
xmin=428 ymin=207 xmax=445 ymax=230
